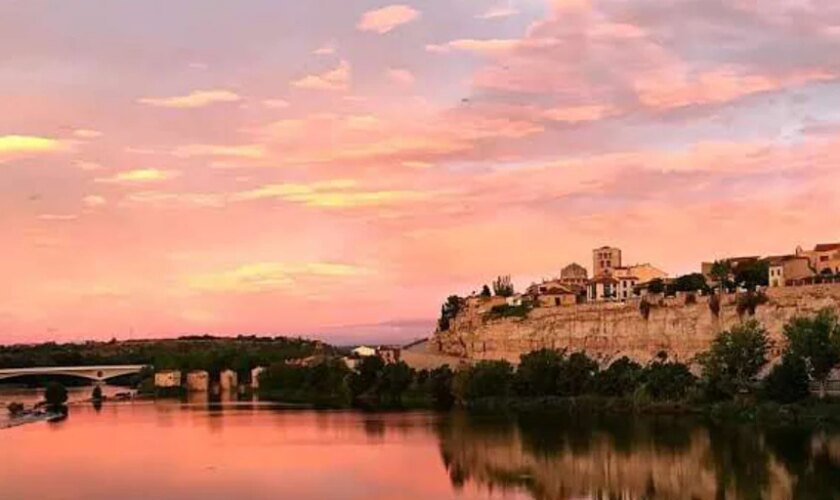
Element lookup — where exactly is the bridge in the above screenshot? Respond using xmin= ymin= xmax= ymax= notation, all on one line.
xmin=0 ymin=365 xmax=148 ymax=383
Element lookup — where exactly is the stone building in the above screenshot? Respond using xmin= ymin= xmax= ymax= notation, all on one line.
xmin=537 ymin=285 xmax=579 ymax=307
xmin=154 ymin=370 xmax=181 ymax=388
xmin=593 ymin=246 xmax=622 ymax=277
xmin=560 ymin=263 xmax=588 ymax=286
xmin=768 ymin=255 xmax=814 ymax=287
xmin=587 ymin=275 xmax=619 ymax=301
xmin=797 ymin=243 xmax=840 ymax=275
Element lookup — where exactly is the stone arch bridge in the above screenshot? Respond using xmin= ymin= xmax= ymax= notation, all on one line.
xmin=0 ymin=365 xmax=148 ymax=383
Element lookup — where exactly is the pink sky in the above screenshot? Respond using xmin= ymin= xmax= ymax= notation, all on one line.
xmin=2 ymin=0 xmax=839 ymax=344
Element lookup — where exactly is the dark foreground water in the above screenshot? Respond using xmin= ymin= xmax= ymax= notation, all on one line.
xmin=2 ymin=392 xmax=840 ymax=499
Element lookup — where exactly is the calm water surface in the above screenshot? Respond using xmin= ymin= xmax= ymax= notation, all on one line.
xmin=2 ymin=389 xmax=840 ymax=499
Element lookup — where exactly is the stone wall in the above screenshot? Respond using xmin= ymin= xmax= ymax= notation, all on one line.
xmin=433 ymin=284 xmax=840 ymax=365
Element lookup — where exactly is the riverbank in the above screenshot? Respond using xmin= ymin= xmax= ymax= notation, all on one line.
xmin=463 ymin=395 xmax=840 ymax=427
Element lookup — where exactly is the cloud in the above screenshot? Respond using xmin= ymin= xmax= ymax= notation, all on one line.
xmin=476 ymin=6 xmax=519 ymax=20
xmin=38 ymin=213 xmax=78 ymax=221
xmin=313 ymin=42 xmax=336 ymax=55
xmin=232 ymin=179 xmax=432 ymax=208
xmin=74 ymin=160 xmax=104 ymax=171
xmin=82 ymin=195 xmax=107 ymax=208
xmin=137 ymin=89 xmax=241 ymax=108
xmin=172 ymin=144 xmax=267 ymax=159
xmin=0 ymin=135 xmax=65 ymax=160
xmin=73 ymin=129 xmax=103 ymax=139
xmin=291 ymin=60 xmax=351 ymax=91
xmin=426 ymin=38 xmax=520 ymax=55
xmin=635 ymin=67 xmax=834 ymax=110
xmin=262 ymin=99 xmax=290 ymax=109
xmin=357 ymin=4 xmax=421 ymax=34
xmin=542 ymin=105 xmax=614 ymax=123
xmin=187 ymin=261 xmax=366 ymax=293
xmin=386 ymin=68 xmax=416 ymax=86
xmin=96 ymin=168 xmax=180 ymax=184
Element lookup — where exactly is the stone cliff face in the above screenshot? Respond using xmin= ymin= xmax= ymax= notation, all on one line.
xmin=433 ymin=284 xmax=840 ymax=365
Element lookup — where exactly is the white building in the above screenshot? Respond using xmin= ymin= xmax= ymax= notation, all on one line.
xmin=352 ymin=346 xmax=377 ymax=358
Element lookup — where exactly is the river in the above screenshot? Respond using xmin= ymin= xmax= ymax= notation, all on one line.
xmin=2 ymin=388 xmax=840 ymax=499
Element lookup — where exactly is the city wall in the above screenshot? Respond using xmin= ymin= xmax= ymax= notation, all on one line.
xmin=432 ymin=285 xmax=840 ymax=365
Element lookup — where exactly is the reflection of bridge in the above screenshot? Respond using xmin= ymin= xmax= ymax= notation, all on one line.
xmin=0 ymin=365 xmax=147 ymax=383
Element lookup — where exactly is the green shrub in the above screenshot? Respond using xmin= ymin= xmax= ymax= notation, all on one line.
xmin=595 ymin=357 xmax=643 ymax=397
xmin=762 ymin=355 xmax=810 ymax=404
xmin=557 ymin=352 xmax=599 ymax=396
xmin=643 ymin=361 xmax=696 ymax=401
xmin=700 ymin=320 xmax=769 ymax=400
xmin=465 ymin=360 xmax=514 ymax=399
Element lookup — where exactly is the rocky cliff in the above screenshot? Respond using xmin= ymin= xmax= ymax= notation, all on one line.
xmin=432 ymin=284 xmax=840 ymax=365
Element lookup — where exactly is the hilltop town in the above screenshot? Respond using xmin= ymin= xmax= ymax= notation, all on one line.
xmin=427 ymin=241 xmax=840 ymax=365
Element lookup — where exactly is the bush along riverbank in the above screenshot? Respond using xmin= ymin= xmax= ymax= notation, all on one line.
xmin=256 ymin=308 xmax=840 ymax=425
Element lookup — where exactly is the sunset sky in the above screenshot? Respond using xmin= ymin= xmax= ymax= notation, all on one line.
xmin=2 ymin=0 xmax=839 ymax=344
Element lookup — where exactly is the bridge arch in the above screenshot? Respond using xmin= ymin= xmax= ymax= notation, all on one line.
xmin=0 ymin=365 xmax=148 ymax=383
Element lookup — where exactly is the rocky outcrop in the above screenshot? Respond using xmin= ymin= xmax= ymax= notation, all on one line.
xmin=433 ymin=285 xmax=840 ymax=365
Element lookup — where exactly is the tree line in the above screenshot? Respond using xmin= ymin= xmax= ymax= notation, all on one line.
xmin=258 ymin=308 xmax=840 ymax=412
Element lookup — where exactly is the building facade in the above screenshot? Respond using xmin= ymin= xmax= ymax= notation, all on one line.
xmin=560 ymin=263 xmax=589 ymax=286
xmin=593 ymin=247 xmax=622 ymax=277
xmin=768 ymin=255 xmax=814 ymax=287
xmin=797 ymin=243 xmax=840 ymax=275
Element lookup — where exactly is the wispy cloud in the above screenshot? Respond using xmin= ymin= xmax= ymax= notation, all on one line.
xmin=386 ymin=68 xmax=416 ymax=86
xmin=38 ymin=213 xmax=78 ymax=221
xmin=262 ymin=99 xmax=290 ymax=109
xmin=291 ymin=61 xmax=351 ymax=91
xmin=476 ymin=6 xmax=519 ymax=20
xmin=0 ymin=135 xmax=65 ymax=160
xmin=96 ymin=168 xmax=180 ymax=184
xmin=172 ymin=144 xmax=267 ymax=159
xmin=73 ymin=129 xmax=103 ymax=139
xmin=233 ymin=179 xmax=431 ymax=208
xmin=313 ymin=42 xmax=336 ymax=55
xmin=357 ymin=5 xmax=421 ymax=34
xmin=138 ymin=89 xmax=241 ymax=108
xmin=426 ymin=38 xmax=520 ymax=55
xmin=187 ymin=261 xmax=366 ymax=293
xmin=82 ymin=195 xmax=107 ymax=208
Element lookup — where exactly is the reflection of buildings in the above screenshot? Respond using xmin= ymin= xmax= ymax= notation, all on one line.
xmin=434 ymin=414 xmax=840 ymax=500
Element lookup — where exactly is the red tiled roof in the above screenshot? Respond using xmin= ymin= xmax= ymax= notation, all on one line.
xmin=814 ymin=243 xmax=840 ymax=252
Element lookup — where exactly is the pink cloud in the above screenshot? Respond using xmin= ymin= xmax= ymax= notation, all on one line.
xmin=357 ymin=5 xmax=421 ymax=34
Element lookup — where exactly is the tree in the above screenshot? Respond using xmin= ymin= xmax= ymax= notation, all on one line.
xmin=465 ymin=360 xmax=514 ymax=400
xmin=643 ymin=361 xmax=696 ymax=401
xmin=783 ymin=309 xmax=840 ymax=399
xmin=480 ymin=285 xmax=492 ymax=298
xmin=44 ymin=382 xmax=68 ymax=408
xmin=595 ymin=357 xmax=643 ymax=397
xmin=762 ymin=355 xmax=810 ymax=404
xmin=349 ymin=356 xmax=386 ymax=399
xmin=647 ymin=279 xmax=665 ymax=294
xmin=438 ymin=295 xmax=464 ymax=332
xmin=673 ymin=273 xmax=709 ymax=293
xmin=379 ymin=361 xmax=414 ymax=404
xmin=710 ymin=260 xmax=733 ymax=291
xmin=557 ymin=352 xmax=599 ymax=396
xmin=492 ymin=275 xmax=515 ymax=298
xmin=429 ymin=365 xmax=455 ymax=410
xmin=734 ymin=260 xmax=769 ymax=291
xmin=516 ymin=349 xmax=563 ymax=396
xmin=700 ymin=320 xmax=770 ymax=399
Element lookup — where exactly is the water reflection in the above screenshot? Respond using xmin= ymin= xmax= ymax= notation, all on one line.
xmin=435 ymin=413 xmax=840 ymax=500
xmin=3 ymin=398 xmax=840 ymax=500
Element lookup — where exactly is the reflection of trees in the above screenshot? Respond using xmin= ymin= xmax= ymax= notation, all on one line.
xmin=765 ymin=428 xmax=840 ymax=499
xmin=435 ymin=412 xmax=840 ymax=499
